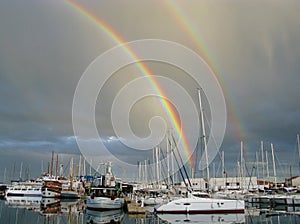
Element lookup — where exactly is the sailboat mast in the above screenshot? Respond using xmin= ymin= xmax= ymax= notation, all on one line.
xmin=266 ymin=151 xmax=270 ymax=181
xmin=56 ymin=154 xmax=58 ymax=179
xmin=166 ymin=132 xmax=170 ymax=184
xmin=70 ymin=157 xmax=73 ymax=190
xmin=156 ymin=146 xmax=160 ymax=185
xmin=51 ymin=151 xmax=54 ymax=178
xmin=256 ymin=151 xmax=259 ymax=180
xmin=19 ymin=162 xmax=23 ymax=181
xmin=240 ymin=141 xmax=244 ymax=186
xmin=198 ymin=88 xmax=210 ymax=185
xmin=297 ymin=134 xmax=300 ymax=172
xmin=261 ymin=141 xmax=265 ymax=185
xmin=271 ymin=143 xmax=277 ymax=187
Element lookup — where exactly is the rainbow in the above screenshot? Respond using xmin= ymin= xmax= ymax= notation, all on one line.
xmin=165 ymin=1 xmax=244 ymax=141
xmin=65 ymin=0 xmax=195 ymax=167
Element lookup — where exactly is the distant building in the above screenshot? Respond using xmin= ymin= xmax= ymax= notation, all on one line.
xmin=286 ymin=176 xmax=300 ymax=187
xmin=179 ymin=177 xmax=258 ymax=192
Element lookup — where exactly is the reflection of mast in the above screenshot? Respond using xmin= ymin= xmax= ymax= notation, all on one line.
xmin=198 ymin=88 xmax=209 ymax=188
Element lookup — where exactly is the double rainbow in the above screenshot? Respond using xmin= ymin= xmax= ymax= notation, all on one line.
xmin=66 ymin=0 xmax=195 ymax=167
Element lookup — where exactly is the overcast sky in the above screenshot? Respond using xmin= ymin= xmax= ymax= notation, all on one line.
xmin=0 ymin=0 xmax=300 ymax=182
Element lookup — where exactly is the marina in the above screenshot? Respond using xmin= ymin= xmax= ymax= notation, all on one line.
xmin=1 ymin=133 xmax=300 ymax=223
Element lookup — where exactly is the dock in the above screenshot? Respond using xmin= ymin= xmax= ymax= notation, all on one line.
xmin=125 ymin=197 xmax=146 ymax=214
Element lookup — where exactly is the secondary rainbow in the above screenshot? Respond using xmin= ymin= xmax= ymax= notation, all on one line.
xmin=66 ymin=0 xmax=195 ymax=167
xmin=165 ymin=0 xmax=244 ymax=141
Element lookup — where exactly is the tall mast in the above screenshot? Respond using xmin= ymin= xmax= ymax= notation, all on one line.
xmin=83 ymin=158 xmax=86 ymax=177
xmin=256 ymin=151 xmax=259 ymax=180
xmin=222 ymin=151 xmax=226 ymax=188
xmin=79 ymin=155 xmax=82 ymax=178
xmin=89 ymin=159 xmax=92 ymax=176
xmin=166 ymin=132 xmax=170 ymax=184
xmin=271 ymin=143 xmax=277 ymax=187
xmin=156 ymin=146 xmax=160 ymax=185
xmin=266 ymin=151 xmax=270 ymax=181
xmin=261 ymin=141 xmax=265 ymax=184
xmin=198 ymin=88 xmax=209 ymax=186
xmin=240 ymin=141 xmax=244 ymax=186
xmin=70 ymin=157 xmax=73 ymax=190
xmin=19 ymin=162 xmax=23 ymax=181
xmin=170 ymin=132 xmax=175 ymax=183
xmin=56 ymin=154 xmax=58 ymax=179
xmin=3 ymin=167 xmax=6 ymax=183
xmin=41 ymin=160 xmax=44 ymax=174
xmin=222 ymin=151 xmax=225 ymax=177
xmin=297 ymin=134 xmax=300 ymax=172
xmin=51 ymin=151 xmax=54 ymax=178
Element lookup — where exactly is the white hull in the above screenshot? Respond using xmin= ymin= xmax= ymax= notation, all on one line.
xmin=143 ymin=197 xmax=165 ymax=206
xmin=42 ymin=187 xmax=61 ymax=198
xmin=155 ymin=197 xmax=244 ymax=214
xmin=87 ymin=196 xmax=124 ymax=210
xmin=6 ymin=186 xmax=41 ymax=197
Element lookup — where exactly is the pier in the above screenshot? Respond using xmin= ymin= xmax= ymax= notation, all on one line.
xmin=125 ymin=196 xmax=146 ymax=214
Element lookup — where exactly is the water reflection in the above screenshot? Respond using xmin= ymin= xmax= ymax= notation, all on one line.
xmin=2 ymin=198 xmax=300 ymax=224
xmin=2 ymin=196 xmax=85 ymax=224
xmin=86 ymin=209 xmax=124 ymax=224
xmin=157 ymin=213 xmax=245 ymax=223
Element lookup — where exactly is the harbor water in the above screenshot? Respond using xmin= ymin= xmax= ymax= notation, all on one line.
xmin=1 ymin=198 xmax=300 ymax=224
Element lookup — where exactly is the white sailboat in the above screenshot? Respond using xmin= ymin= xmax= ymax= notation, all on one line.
xmin=155 ymin=88 xmax=245 ymax=214
xmin=155 ymin=193 xmax=244 ymax=214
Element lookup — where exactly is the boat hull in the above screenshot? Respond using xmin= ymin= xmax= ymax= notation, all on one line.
xmin=6 ymin=187 xmax=41 ymax=197
xmin=42 ymin=187 xmax=61 ymax=198
xmin=155 ymin=197 xmax=244 ymax=214
xmin=87 ymin=196 xmax=124 ymax=210
xmin=60 ymin=191 xmax=79 ymax=199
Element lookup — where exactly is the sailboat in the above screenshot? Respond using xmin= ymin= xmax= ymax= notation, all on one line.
xmin=61 ymin=158 xmax=79 ymax=199
xmin=155 ymin=88 xmax=245 ymax=214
